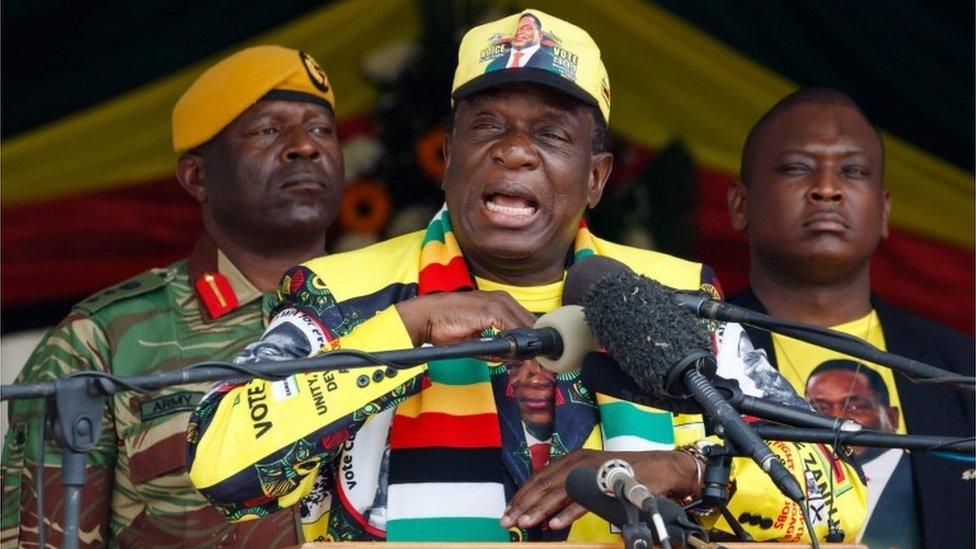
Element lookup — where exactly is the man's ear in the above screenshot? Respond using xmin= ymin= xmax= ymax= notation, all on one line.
xmin=176 ymin=153 xmax=207 ymax=203
xmin=880 ymin=188 xmax=891 ymax=239
xmin=441 ymin=130 xmax=453 ymax=190
xmin=887 ymin=405 xmax=900 ymax=431
xmin=727 ymin=180 xmax=748 ymax=231
xmin=586 ymin=152 xmax=613 ymax=209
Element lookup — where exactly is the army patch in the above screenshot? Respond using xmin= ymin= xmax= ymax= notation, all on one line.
xmin=140 ymin=391 xmax=204 ymax=421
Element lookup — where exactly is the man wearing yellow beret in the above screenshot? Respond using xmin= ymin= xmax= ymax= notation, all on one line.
xmin=1 ymin=46 xmax=343 ymax=547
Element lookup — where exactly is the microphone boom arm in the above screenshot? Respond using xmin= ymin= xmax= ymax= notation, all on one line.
xmin=675 ymin=294 xmax=975 ymax=392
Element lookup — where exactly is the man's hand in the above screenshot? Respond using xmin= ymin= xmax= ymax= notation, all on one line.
xmin=501 ymin=449 xmax=700 ymax=530
xmin=395 ymin=291 xmax=537 ymax=346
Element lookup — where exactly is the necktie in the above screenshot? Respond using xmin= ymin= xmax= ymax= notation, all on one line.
xmin=508 ymin=51 xmax=524 ymax=68
xmin=529 ymin=442 xmax=550 ymax=472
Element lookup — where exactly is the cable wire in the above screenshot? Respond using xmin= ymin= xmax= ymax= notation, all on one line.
xmin=799 ymin=499 xmax=822 ymax=549
xmin=64 ymin=371 xmax=156 ymax=395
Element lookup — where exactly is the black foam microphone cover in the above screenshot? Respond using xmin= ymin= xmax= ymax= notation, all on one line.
xmin=582 ymin=271 xmax=712 ymax=396
xmin=563 ymin=255 xmax=633 ymax=306
xmin=580 ymin=352 xmax=703 ymax=414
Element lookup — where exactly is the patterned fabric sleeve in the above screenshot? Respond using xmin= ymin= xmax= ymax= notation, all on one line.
xmin=187 ymin=266 xmax=427 ymax=521
xmin=696 ymin=266 xmax=868 ymax=542
xmin=1 ymin=314 xmax=116 ymax=548
xmin=234 ymin=266 xmax=350 ymax=364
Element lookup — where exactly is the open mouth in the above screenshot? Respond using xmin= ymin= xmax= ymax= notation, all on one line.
xmin=483 ymin=192 xmax=539 ymax=217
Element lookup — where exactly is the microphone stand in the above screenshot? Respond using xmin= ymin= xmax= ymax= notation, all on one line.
xmin=742 ymin=425 xmax=975 ymax=454
xmin=0 ymin=328 xmax=559 ymax=549
xmin=712 ymin=379 xmax=859 ymax=432
xmin=696 ymin=442 xmax=753 ymax=543
xmin=614 ymin=482 xmax=655 ymax=549
xmin=705 ymin=423 xmax=976 ymax=544
xmin=693 ymin=440 xmax=833 ymax=545
xmin=566 ymin=467 xmax=710 ymax=547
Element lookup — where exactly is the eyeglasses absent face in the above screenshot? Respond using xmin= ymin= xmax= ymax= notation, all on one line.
xmin=808 ymin=396 xmax=877 ymax=417
xmin=513 ymin=16 xmax=542 ymax=49
xmin=805 ymin=368 xmax=896 ymax=433
xmin=506 ymin=359 xmax=556 ymax=439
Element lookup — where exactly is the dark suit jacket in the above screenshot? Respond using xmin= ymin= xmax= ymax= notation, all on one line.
xmin=485 ymin=45 xmax=556 ymax=73
xmin=729 ymin=288 xmax=975 ymax=548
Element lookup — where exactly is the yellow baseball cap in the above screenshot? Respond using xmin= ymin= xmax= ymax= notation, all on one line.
xmin=172 ymin=45 xmax=335 ymax=153
xmin=452 ymin=9 xmax=610 ymax=123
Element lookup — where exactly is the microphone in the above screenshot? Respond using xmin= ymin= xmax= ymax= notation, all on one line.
xmin=583 ymin=270 xmax=805 ymax=503
xmin=564 ymin=256 xmax=975 ymax=391
xmin=674 ymin=285 xmax=974 ymax=391
xmin=672 ymin=291 xmax=760 ymax=324
xmin=580 ymin=352 xmax=703 ymax=414
xmin=581 ymin=352 xmax=860 ymax=431
xmin=563 ymin=256 xmax=633 ymax=306
xmin=562 ymin=257 xmax=857 ymax=428
xmin=566 ymin=466 xmax=706 ymax=545
xmin=596 ymin=459 xmax=653 ymax=511
xmin=597 ymin=460 xmax=672 ymax=549
xmin=534 ymin=305 xmax=600 ymax=373
xmin=529 ymin=255 xmax=643 ymax=374
xmin=566 ymin=466 xmax=631 ymax=527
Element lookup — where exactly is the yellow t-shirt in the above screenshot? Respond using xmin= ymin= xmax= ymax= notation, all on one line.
xmin=475 ymin=276 xmax=563 ymax=314
xmin=771 ymin=310 xmax=906 ymax=434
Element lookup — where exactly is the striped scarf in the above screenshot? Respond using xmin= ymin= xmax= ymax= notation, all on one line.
xmin=384 ymin=208 xmax=678 ymax=542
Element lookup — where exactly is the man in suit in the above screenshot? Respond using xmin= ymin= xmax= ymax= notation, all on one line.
xmin=726 ymin=86 xmax=975 ymax=548
xmin=485 ymin=12 xmax=556 ymax=72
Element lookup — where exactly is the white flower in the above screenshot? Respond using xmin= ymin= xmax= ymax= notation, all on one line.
xmin=342 ymin=136 xmax=384 ymax=182
xmin=362 ymin=41 xmax=420 ymax=83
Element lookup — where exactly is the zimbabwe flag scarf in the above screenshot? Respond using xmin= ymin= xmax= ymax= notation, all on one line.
xmin=384 ymin=208 xmax=678 ymax=542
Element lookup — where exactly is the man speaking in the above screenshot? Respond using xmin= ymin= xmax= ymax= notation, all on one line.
xmin=187 ymin=11 xmax=865 ymax=544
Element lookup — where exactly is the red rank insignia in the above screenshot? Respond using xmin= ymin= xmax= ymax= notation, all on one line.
xmin=195 ymin=271 xmax=239 ymax=320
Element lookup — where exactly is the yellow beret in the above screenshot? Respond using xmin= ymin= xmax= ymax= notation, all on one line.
xmin=452 ymin=9 xmax=610 ymax=123
xmin=172 ymin=45 xmax=335 ymax=153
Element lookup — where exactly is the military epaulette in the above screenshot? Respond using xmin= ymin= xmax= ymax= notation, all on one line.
xmin=74 ymin=269 xmax=172 ymax=315
xmin=194 ymin=271 xmax=240 ymax=320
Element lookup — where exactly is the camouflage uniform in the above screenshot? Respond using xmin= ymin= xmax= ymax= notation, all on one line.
xmin=1 ymin=236 xmax=302 ymax=548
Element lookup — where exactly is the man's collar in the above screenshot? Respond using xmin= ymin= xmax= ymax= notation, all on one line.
xmin=187 ymin=234 xmax=263 ymax=321
xmin=216 ymin=249 xmax=263 ymax=305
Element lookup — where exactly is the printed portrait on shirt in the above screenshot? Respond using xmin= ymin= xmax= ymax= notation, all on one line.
xmin=804 ymin=359 xmax=900 ymax=461
xmin=505 ymin=359 xmax=557 ymax=441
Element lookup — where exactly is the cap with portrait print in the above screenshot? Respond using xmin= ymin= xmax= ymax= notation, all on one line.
xmin=452 ymin=9 xmax=611 ymax=123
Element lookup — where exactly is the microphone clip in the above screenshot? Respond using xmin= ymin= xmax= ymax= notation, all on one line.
xmin=496 ymin=327 xmax=562 ymax=360
xmin=696 ymin=442 xmax=755 ymax=543
xmin=614 ymin=482 xmax=654 ymax=549
xmin=663 ymin=350 xmax=717 ymax=398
